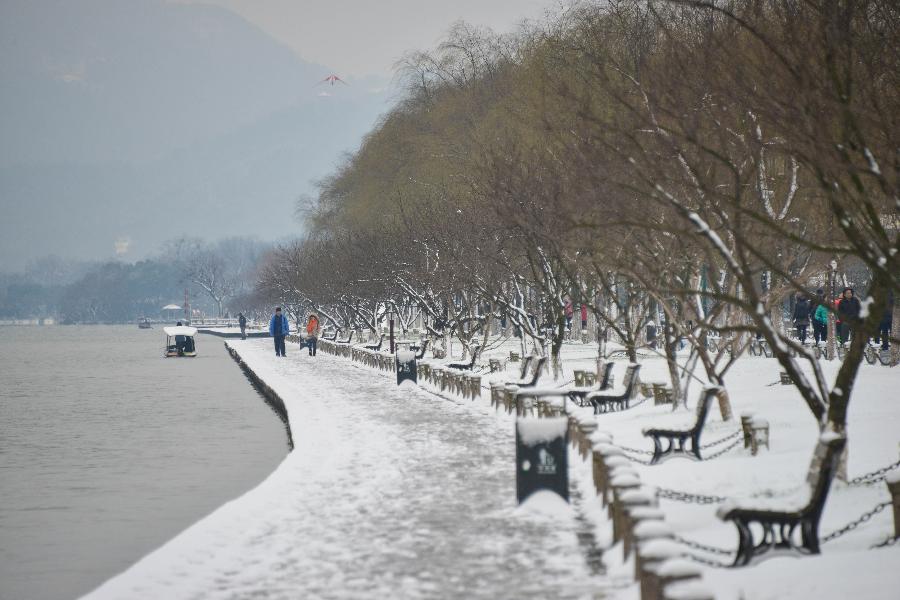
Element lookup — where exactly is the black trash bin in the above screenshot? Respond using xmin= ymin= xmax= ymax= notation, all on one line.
xmin=516 ymin=417 xmax=569 ymax=503
xmin=395 ymin=349 xmax=417 ymax=385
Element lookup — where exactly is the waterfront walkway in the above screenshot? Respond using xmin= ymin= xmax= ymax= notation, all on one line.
xmin=83 ymin=338 xmax=602 ymax=599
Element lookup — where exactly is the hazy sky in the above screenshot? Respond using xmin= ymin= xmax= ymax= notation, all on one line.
xmin=178 ymin=0 xmax=555 ymax=78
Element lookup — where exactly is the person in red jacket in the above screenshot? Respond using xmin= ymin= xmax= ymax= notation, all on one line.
xmin=306 ymin=313 xmax=321 ymax=356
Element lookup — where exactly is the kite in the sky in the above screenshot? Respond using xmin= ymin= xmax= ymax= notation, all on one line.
xmin=318 ymin=74 xmax=348 ymax=86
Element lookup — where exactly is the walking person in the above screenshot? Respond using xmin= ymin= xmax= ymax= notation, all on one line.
xmin=837 ymin=287 xmax=860 ymax=344
xmin=813 ymin=291 xmax=829 ymax=346
xmin=875 ymin=290 xmax=894 ymax=351
xmin=306 ymin=313 xmax=321 ymax=356
xmin=792 ymin=293 xmax=811 ymax=345
xmin=238 ymin=312 xmax=247 ymax=340
xmin=811 ymin=289 xmax=827 ymax=345
xmin=269 ymin=307 xmax=290 ymax=357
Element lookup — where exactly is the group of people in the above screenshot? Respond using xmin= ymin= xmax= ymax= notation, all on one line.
xmin=792 ymin=287 xmax=893 ymax=349
xmin=563 ymin=298 xmax=589 ymax=332
xmin=268 ymin=307 xmax=321 ymax=357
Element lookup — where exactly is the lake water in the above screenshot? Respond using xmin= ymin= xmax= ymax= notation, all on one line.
xmin=0 ymin=325 xmax=289 ymax=600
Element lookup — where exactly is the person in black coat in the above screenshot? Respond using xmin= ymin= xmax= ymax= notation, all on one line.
xmin=793 ymin=293 xmax=811 ymax=344
xmin=837 ymin=287 xmax=861 ymax=344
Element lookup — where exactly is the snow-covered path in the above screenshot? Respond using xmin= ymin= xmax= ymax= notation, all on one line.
xmin=84 ymin=339 xmax=601 ymax=599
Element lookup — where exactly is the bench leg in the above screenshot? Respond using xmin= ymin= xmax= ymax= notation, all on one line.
xmin=649 ymin=435 xmax=664 ymax=465
xmin=691 ymin=433 xmax=702 ymax=461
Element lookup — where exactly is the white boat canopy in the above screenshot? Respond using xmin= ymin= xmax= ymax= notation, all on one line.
xmin=163 ymin=326 xmax=197 ymax=337
xmin=161 ymin=304 xmax=182 ymax=310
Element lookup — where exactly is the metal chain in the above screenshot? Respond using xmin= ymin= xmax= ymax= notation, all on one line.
xmin=674 ymin=534 xmax=734 ymax=556
xmin=822 ymin=502 xmax=891 ymax=543
xmin=699 ymin=429 xmax=742 ymax=450
xmin=848 ymin=459 xmax=900 ymax=486
xmin=615 ymin=443 xmax=654 ymax=456
xmin=656 ymin=487 xmax=727 ymax=505
xmin=681 ymin=552 xmax=730 ymax=569
xmin=629 ymin=395 xmax=650 ymax=408
xmin=703 ymin=436 xmax=744 ymax=460
xmin=870 ymin=534 xmax=900 ymax=549
xmin=617 ymin=432 xmax=742 ymax=465
xmin=621 ymin=452 xmax=654 ymax=466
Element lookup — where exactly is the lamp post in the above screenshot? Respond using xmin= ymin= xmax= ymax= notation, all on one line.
xmin=827 ymin=259 xmax=838 ymax=359
xmin=389 ymin=308 xmax=395 ymax=354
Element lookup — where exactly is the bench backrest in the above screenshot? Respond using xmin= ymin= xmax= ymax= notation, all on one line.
xmin=691 ymin=387 xmax=719 ymax=434
xmin=338 ymin=330 xmax=354 ymax=344
xmin=804 ymin=434 xmax=846 ymax=518
xmin=598 ymin=361 xmax=615 ymax=390
xmin=467 ymin=345 xmax=481 ymax=366
xmin=621 ymin=363 xmax=640 ymax=397
xmin=518 ymin=355 xmax=534 ymax=380
xmin=415 ymin=339 xmax=430 ymax=359
xmin=522 ymin=356 xmax=547 ymax=387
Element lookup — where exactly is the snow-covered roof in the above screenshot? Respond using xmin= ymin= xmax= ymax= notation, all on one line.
xmin=163 ymin=326 xmax=197 ymax=336
xmin=161 ymin=304 xmax=182 ymax=310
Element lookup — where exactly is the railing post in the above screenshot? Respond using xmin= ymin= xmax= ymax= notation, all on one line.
xmin=888 ymin=472 xmax=900 ymax=539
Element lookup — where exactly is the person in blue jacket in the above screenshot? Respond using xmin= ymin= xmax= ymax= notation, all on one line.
xmin=269 ymin=307 xmax=290 ymax=356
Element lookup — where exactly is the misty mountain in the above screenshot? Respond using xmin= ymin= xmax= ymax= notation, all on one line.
xmin=0 ymin=0 xmax=390 ymax=268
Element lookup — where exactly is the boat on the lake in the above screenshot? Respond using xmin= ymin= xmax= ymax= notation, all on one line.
xmin=164 ymin=325 xmax=197 ymax=357
xmin=138 ymin=318 xmax=152 ymax=329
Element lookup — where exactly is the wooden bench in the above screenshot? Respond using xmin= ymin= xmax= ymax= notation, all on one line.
xmin=587 ymin=363 xmax=641 ymax=414
xmin=321 ymin=329 xmax=338 ymax=341
xmin=364 ymin=335 xmax=383 ymax=351
xmin=641 ymin=386 xmax=718 ymax=464
xmin=717 ymin=432 xmax=846 ymax=566
xmin=336 ymin=330 xmax=354 ymax=344
xmin=447 ymin=346 xmax=481 ymax=371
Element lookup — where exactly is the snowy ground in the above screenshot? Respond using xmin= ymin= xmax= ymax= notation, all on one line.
xmin=82 ymin=334 xmax=899 ymax=599
xmin=467 ymin=338 xmax=900 ymax=600
xmin=83 ymin=338 xmax=606 ymax=600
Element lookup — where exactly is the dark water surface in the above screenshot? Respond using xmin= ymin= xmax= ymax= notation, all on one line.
xmin=0 ymin=326 xmax=288 ymax=600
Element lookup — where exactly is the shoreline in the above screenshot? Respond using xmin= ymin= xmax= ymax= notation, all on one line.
xmin=224 ymin=341 xmax=294 ymax=449
xmin=82 ymin=338 xmax=600 ymax=599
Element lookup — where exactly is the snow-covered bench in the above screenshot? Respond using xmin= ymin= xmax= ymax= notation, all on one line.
xmin=510 ymin=356 xmax=546 ymax=388
xmin=568 ymin=361 xmax=615 ymax=407
xmin=447 ymin=346 xmax=481 ymax=371
xmin=321 ymin=329 xmax=338 ymax=341
xmin=506 ymin=361 xmax=615 ymax=407
xmin=641 ymin=386 xmax=718 ymax=464
xmin=716 ymin=431 xmax=846 ymax=566
xmin=336 ymin=330 xmax=354 ymax=344
xmin=587 ymin=363 xmax=641 ymax=414
xmin=363 ymin=335 xmax=383 ymax=351
xmin=413 ymin=339 xmax=429 ymax=360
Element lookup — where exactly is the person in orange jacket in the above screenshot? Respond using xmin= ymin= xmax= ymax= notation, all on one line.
xmin=305 ymin=313 xmax=321 ymax=356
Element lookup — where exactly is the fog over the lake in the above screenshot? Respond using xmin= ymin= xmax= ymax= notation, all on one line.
xmin=0 ymin=0 xmax=547 ymax=270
